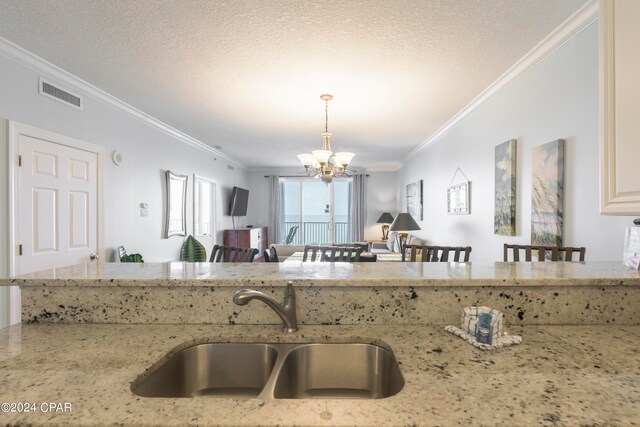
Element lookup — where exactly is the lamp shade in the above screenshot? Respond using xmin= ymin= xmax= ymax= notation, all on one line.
xmin=376 ymin=212 xmax=394 ymax=224
xmin=297 ymin=153 xmax=315 ymax=167
xmin=312 ymin=150 xmax=332 ymax=164
xmin=389 ymin=213 xmax=421 ymax=232
xmin=334 ymin=152 xmax=355 ymax=166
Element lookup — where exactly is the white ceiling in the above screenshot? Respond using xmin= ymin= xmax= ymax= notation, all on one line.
xmin=0 ymin=0 xmax=588 ymax=170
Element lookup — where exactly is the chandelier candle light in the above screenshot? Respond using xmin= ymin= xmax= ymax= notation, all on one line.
xmin=297 ymin=94 xmax=355 ymax=183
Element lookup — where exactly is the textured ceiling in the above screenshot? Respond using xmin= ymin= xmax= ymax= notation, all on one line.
xmin=0 ymin=0 xmax=588 ymax=169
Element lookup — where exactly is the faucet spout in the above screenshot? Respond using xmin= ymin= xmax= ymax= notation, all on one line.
xmin=233 ymin=281 xmax=298 ymax=333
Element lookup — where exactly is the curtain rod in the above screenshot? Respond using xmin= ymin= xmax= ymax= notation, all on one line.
xmin=264 ymin=174 xmax=369 ymax=178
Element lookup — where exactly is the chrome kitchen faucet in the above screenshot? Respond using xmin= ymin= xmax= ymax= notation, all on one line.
xmin=233 ymin=281 xmax=298 ymax=333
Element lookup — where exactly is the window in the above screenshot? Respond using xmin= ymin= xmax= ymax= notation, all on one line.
xmin=279 ymin=177 xmax=351 ymax=244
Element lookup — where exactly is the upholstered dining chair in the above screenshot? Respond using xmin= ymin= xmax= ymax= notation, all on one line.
xmin=302 ymin=245 xmax=363 ymax=262
xmin=503 ymin=244 xmax=586 ymax=262
xmin=403 ymin=245 xmax=472 ymax=262
xmin=209 ymin=244 xmax=259 ymax=263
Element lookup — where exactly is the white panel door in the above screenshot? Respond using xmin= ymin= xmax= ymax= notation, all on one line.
xmin=18 ymin=135 xmax=98 ymax=274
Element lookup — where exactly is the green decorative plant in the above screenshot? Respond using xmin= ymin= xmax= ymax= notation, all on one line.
xmin=180 ymin=235 xmax=207 ymax=262
xmin=121 ymin=253 xmax=144 ymax=263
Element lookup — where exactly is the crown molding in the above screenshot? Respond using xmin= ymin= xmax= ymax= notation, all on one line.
xmin=0 ymin=36 xmax=244 ymax=168
xmin=404 ymin=0 xmax=599 ymax=162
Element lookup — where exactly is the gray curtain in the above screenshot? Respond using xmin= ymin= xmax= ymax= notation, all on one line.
xmin=267 ymin=175 xmax=280 ymax=244
xmin=350 ymin=174 xmax=367 ymax=242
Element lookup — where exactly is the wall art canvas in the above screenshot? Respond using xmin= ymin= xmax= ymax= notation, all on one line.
xmin=531 ymin=139 xmax=565 ymax=246
xmin=406 ymin=180 xmax=423 ymax=221
xmin=494 ymin=139 xmax=517 ymax=235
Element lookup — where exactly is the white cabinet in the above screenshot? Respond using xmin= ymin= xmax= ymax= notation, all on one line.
xmin=249 ymin=227 xmax=263 ymax=250
xmin=600 ymin=0 xmax=640 ymax=214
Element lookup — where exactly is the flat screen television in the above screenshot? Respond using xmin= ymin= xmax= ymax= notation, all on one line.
xmin=229 ymin=186 xmax=249 ymax=216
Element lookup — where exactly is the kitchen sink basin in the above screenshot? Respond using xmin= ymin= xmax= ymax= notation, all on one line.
xmin=132 ymin=342 xmax=404 ymax=400
xmin=132 ymin=343 xmax=278 ymax=398
xmin=273 ymin=343 xmax=405 ymax=399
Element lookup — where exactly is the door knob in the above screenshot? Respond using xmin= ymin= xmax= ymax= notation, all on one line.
xmin=90 ymin=253 xmax=100 ymax=260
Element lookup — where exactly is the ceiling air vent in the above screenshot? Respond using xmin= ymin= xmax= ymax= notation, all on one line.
xmin=38 ymin=78 xmax=83 ymax=110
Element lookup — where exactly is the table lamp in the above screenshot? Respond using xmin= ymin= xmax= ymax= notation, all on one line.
xmin=376 ymin=212 xmax=395 ymax=240
xmin=389 ymin=213 xmax=421 ymax=252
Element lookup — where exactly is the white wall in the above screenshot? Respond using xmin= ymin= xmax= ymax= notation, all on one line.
xmin=398 ymin=22 xmax=635 ymax=262
xmin=364 ymin=172 xmax=399 ymax=241
xmin=0 ymin=52 xmax=249 ymax=266
xmin=247 ymin=168 xmax=398 ymax=243
xmin=245 ymin=168 xmax=279 ymax=232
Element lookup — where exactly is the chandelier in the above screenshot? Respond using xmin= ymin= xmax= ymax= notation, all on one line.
xmin=297 ymin=94 xmax=355 ymax=183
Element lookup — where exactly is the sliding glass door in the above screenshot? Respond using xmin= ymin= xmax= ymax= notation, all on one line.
xmin=280 ymin=178 xmax=351 ymax=244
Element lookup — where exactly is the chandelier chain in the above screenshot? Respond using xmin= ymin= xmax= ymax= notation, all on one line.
xmin=325 ymin=99 xmax=329 ymax=133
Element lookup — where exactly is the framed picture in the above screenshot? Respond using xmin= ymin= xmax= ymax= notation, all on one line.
xmin=531 ymin=139 xmax=564 ymax=246
xmin=406 ymin=180 xmax=423 ymax=221
xmin=494 ymin=139 xmax=517 ymax=235
xmin=448 ymin=182 xmax=470 ymax=215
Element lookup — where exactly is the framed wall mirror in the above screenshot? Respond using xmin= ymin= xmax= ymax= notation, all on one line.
xmin=165 ymin=170 xmax=188 ymax=237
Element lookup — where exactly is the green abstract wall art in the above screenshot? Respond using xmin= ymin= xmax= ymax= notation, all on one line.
xmin=531 ymin=139 xmax=565 ymax=246
xmin=494 ymin=139 xmax=517 ymax=235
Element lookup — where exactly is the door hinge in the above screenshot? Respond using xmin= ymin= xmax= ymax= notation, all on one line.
xmin=18 ymin=244 xmax=23 ymax=256
xmin=18 ymin=155 xmax=22 ymax=167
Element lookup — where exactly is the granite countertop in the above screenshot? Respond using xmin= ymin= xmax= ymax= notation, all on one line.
xmin=2 ymin=261 xmax=640 ymax=287
xmin=0 ymin=323 xmax=638 ymax=426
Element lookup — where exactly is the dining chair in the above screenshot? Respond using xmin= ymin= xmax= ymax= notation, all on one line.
xmin=403 ymin=245 xmax=472 ymax=262
xmin=302 ymin=245 xmax=363 ymax=262
xmin=263 ymin=246 xmax=279 ymax=262
xmin=503 ymin=244 xmax=586 ymax=262
xmin=209 ymin=245 xmax=259 ymax=263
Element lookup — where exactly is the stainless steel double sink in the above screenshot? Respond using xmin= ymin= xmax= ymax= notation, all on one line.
xmin=132 ymin=343 xmax=404 ymax=400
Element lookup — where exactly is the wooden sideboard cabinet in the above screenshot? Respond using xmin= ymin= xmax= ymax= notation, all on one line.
xmin=600 ymin=0 xmax=640 ymax=214
xmin=223 ymin=227 xmax=268 ymax=259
